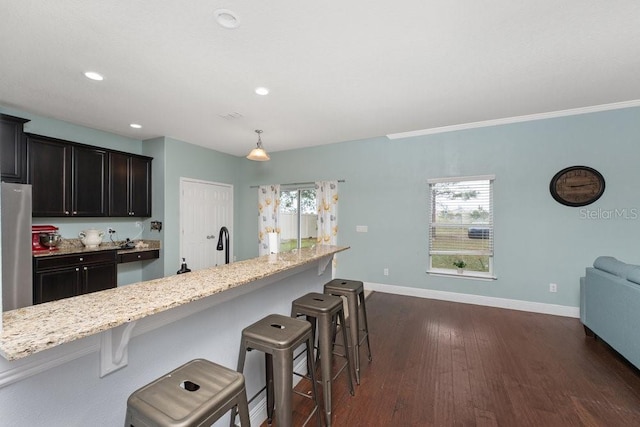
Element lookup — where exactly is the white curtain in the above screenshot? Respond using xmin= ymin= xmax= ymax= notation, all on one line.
xmin=316 ymin=181 xmax=338 ymax=246
xmin=258 ymin=185 xmax=280 ymax=255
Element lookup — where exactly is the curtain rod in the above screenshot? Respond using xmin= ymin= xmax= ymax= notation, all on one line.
xmin=250 ymin=179 xmax=345 ymax=189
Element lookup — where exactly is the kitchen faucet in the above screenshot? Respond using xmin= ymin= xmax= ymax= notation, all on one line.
xmin=216 ymin=226 xmax=230 ymax=264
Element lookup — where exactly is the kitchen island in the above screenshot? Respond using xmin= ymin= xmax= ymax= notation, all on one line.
xmin=0 ymin=245 xmax=347 ymax=426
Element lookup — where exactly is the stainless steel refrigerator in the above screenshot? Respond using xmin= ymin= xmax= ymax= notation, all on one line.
xmin=1 ymin=182 xmax=32 ymax=311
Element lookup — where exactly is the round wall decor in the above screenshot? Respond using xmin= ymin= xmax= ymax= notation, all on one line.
xmin=549 ymin=166 xmax=605 ymax=207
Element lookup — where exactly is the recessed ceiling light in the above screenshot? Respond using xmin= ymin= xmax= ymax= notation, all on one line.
xmin=255 ymin=87 xmax=269 ymax=96
xmin=130 ymin=123 xmax=142 ymax=129
xmin=84 ymin=71 xmax=104 ymax=81
xmin=214 ymin=9 xmax=240 ymax=29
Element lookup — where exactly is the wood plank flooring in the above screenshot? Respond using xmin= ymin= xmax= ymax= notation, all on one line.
xmin=262 ymin=292 xmax=640 ymax=426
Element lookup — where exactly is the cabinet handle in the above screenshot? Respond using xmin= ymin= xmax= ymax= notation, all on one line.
xmin=65 ymin=211 xmax=70 ymax=215
xmin=137 ymin=255 xmax=141 ymax=259
xmin=84 ymin=267 xmax=88 ymax=271
xmin=79 ymin=257 xmax=83 ymax=261
xmin=75 ymin=268 xmax=79 ymax=272
xmin=72 ymin=211 xmax=77 ymax=215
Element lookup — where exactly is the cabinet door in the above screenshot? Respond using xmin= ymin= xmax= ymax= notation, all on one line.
xmin=129 ymin=155 xmax=152 ymax=217
xmin=83 ymin=262 xmax=117 ymax=294
xmin=28 ymin=135 xmax=72 ymax=216
xmin=0 ymin=114 xmax=29 ymax=183
xmin=72 ymin=145 xmax=108 ymax=216
xmin=34 ymin=267 xmax=82 ymax=305
xmin=108 ymin=152 xmax=130 ymax=216
xmin=108 ymin=153 xmax=152 ymax=217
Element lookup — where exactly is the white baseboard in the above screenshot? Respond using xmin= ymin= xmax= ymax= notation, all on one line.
xmin=364 ymin=281 xmax=580 ymax=318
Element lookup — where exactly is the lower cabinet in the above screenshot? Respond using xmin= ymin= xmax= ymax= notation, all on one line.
xmin=33 ymin=251 xmax=117 ymax=305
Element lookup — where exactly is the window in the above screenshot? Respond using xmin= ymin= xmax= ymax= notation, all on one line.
xmin=279 ymin=186 xmax=317 ymax=251
xmin=428 ymin=175 xmax=495 ymax=278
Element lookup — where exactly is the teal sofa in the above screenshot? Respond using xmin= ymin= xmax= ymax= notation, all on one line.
xmin=580 ymin=256 xmax=640 ymax=369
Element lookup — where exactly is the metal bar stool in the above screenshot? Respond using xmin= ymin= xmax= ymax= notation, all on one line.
xmin=291 ymin=292 xmax=355 ymax=427
xmin=323 ymin=279 xmax=372 ymax=384
xmin=125 ymin=358 xmax=250 ymax=427
xmin=230 ymin=314 xmax=322 ymax=427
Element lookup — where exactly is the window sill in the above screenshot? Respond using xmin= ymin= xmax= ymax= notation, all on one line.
xmin=427 ymin=269 xmax=497 ymax=281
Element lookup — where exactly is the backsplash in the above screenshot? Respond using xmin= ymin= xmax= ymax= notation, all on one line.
xmin=32 ymin=218 xmax=160 ymax=243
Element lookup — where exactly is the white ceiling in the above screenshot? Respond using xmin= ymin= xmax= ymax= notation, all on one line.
xmin=1 ymin=1 xmax=639 ymax=157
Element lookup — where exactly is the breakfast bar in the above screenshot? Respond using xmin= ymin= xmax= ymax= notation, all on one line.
xmin=0 ymin=245 xmax=348 ymax=425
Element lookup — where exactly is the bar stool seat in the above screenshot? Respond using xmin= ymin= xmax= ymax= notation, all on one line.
xmin=125 ymin=358 xmax=250 ymax=427
xmin=231 ymin=314 xmax=321 ymax=427
xmin=324 ymin=279 xmax=372 ymax=384
xmin=291 ymin=292 xmax=355 ymax=427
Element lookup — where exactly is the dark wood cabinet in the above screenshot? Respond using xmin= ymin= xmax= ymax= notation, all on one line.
xmin=72 ymin=145 xmax=108 ymax=216
xmin=0 ymin=114 xmax=30 ymax=183
xmin=24 ymin=132 xmax=151 ymax=218
xmin=118 ymin=249 xmax=159 ymax=263
xmin=109 ymin=152 xmax=152 ymax=217
xmin=33 ymin=266 xmax=82 ymax=304
xmin=27 ymin=134 xmax=108 ymax=217
xmin=83 ymin=262 xmax=118 ymax=294
xmin=33 ymin=251 xmax=117 ymax=304
xmin=28 ymin=135 xmax=71 ymax=216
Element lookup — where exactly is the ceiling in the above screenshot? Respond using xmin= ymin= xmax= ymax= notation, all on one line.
xmin=1 ymin=1 xmax=639 ymax=157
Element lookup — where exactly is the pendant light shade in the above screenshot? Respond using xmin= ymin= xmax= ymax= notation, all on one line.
xmin=246 ymin=129 xmax=270 ymax=161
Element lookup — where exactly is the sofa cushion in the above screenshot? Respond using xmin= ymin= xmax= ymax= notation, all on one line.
xmin=593 ymin=256 xmax=634 ymax=278
xmin=627 ymin=267 xmax=640 ymax=285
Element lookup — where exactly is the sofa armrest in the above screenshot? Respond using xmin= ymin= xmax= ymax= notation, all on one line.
xmin=580 ymin=276 xmax=586 ymax=324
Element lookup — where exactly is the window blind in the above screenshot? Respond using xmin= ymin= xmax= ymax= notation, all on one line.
xmin=429 ymin=177 xmax=494 ymax=273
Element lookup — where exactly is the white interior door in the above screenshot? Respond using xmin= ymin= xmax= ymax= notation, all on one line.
xmin=180 ymin=178 xmax=233 ymax=271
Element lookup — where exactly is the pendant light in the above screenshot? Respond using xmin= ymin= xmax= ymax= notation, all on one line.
xmin=246 ymin=129 xmax=270 ymax=161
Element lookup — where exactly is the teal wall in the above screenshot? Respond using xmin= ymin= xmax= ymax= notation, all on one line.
xmin=4 ymin=104 xmax=640 ymax=308
xmin=141 ymin=137 xmax=166 ymax=281
xmin=237 ymin=107 xmax=640 ymax=308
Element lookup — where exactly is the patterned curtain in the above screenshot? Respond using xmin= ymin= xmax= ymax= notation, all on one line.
xmin=258 ymin=185 xmax=280 ymax=255
xmin=316 ymin=181 xmax=338 ymax=246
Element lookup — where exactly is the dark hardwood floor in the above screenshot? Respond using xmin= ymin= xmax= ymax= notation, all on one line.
xmin=265 ymin=291 xmax=640 ymax=426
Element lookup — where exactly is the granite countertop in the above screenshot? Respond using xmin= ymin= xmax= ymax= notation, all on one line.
xmin=1 ymin=245 xmax=348 ymax=360
xmin=33 ymin=238 xmax=161 ymax=258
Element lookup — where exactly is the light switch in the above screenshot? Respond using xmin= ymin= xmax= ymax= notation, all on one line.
xmin=356 ymin=225 xmax=368 ymax=233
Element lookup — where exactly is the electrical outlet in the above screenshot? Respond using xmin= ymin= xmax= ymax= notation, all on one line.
xmin=384 ymin=268 xmax=389 ymax=276
xmin=135 ymin=221 xmax=142 ymax=228
xmin=549 ymin=283 xmax=557 ymax=293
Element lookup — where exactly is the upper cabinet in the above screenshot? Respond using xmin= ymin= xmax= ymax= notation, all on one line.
xmin=28 ymin=134 xmax=108 ymax=217
xmin=25 ymin=133 xmax=152 ymax=218
xmin=0 ymin=114 xmax=30 ymax=183
xmin=108 ymin=152 xmax=152 ymax=217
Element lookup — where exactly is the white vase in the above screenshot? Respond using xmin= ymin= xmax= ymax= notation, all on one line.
xmin=79 ymin=229 xmax=104 ymax=248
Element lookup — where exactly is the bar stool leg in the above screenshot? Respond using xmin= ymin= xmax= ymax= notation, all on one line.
xmin=237 ymin=386 xmax=251 ymax=426
xmin=306 ymin=336 xmax=323 ymax=427
xmin=272 ymin=349 xmax=293 ymax=427
xmin=230 ymin=342 xmax=249 ymax=427
xmin=266 ymin=353 xmax=275 ymax=424
xmin=359 ymin=292 xmax=373 ymax=362
xmin=318 ymin=311 xmax=333 ymax=426
xmin=345 ymin=293 xmax=361 ymax=384
xmin=337 ymin=309 xmax=355 ymax=396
